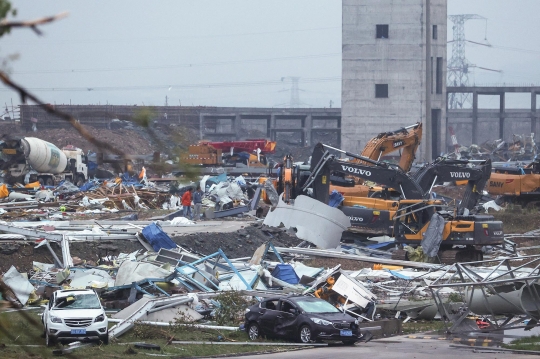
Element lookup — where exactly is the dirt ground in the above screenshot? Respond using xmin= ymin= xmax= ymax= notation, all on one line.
xmin=492 ymin=209 xmax=540 ymax=234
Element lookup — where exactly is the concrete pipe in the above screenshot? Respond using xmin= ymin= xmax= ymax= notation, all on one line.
xmin=466 ymin=281 xmax=540 ymax=320
xmin=21 ymin=137 xmax=67 ymax=174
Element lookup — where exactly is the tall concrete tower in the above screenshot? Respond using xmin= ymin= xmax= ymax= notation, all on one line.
xmin=341 ymin=0 xmax=447 ymax=161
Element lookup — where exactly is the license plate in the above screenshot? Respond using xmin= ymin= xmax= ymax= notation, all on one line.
xmin=340 ymin=329 xmax=352 ymax=336
xmin=71 ymin=329 xmax=86 ymax=335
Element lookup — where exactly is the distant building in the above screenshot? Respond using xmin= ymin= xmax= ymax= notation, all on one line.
xmin=341 ymin=0 xmax=447 ymax=160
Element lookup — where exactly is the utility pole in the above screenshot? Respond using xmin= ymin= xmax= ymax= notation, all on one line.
xmin=425 ymin=0 xmax=432 ymax=161
xmin=447 ymin=14 xmax=486 ymax=109
xmin=165 ymin=95 xmax=169 ymax=106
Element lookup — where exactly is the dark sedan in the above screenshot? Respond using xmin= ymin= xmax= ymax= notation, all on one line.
xmin=244 ymin=296 xmax=362 ymax=344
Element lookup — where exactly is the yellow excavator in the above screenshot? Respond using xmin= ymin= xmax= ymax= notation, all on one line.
xmin=333 ymin=123 xmax=422 ymax=198
xmin=486 ymin=156 xmax=540 ymax=207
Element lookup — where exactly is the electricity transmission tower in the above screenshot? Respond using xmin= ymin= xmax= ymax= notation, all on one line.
xmin=447 ymin=14 xmax=486 ymax=109
xmin=281 ymin=77 xmax=302 ymax=108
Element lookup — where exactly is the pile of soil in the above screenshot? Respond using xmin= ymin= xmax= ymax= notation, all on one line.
xmin=0 ymin=123 xmax=154 ymax=155
xmin=171 ymin=222 xmax=302 ymax=258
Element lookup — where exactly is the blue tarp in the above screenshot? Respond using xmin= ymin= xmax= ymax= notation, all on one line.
xmin=120 ymin=172 xmax=143 ymax=187
xmin=141 ymin=223 xmax=178 ymax=252
xmin=79 ymin=182 xmax=97 ymax=191
xmin=206 ymin=173 xmax=228 ymax=189
xmin=328 ymin=190 xmax=344 ymax=207
xmin=237 ymin=152 xmax=250 ymax=160
xmin=366 ymin=241 xmax=395 ymax=249
xmin=386 ymin=269 xmax=412 ymax=280
xmin=271 ymin=264 xmax=300 ymax=285
xmin=87 ymin=161 xmax=98 ymax=171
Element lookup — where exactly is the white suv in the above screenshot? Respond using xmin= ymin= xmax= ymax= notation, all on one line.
xmin=42 ymin=289 xmax=109 ymax=346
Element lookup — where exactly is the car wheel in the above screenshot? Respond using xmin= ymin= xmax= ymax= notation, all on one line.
xmin=76 ymin=175 xmax=85 ymax=187
xmin=247 ymin=322 xmax=260 ymax=340
xmin=298 ymin=325 xmax=312 ymax=343
xmin=100 ymin=331 xmax=109 ymax=345
xmin=45 ymin=328 xmax=55 ymax=347
xmin=342 ymin=340 xmax=357 ymax=345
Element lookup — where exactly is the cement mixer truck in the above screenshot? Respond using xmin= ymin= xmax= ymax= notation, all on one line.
xmin=0 ymin=137 xmax=88 ymax=186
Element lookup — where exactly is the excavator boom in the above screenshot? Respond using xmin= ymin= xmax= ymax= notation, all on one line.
xmin=307 ymin=143 xmax=426 ymax=205
xmin=357 ymin=122 xmax=422 ymax=171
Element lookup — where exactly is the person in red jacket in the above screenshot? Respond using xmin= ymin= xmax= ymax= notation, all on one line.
xmin=181 ymin=188 xmax=193 ymax=220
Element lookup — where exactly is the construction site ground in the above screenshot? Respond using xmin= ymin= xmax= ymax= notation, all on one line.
xmin=2 ymin=192 xmax=538 ymax=275
xmin=0 ymin=218 xmax=302 ymax=274
xmin=3 ymin=210 xmax=533 ymax=275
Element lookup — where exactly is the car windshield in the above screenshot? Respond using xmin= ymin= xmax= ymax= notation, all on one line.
xmin=295 ymin=299 xmax=340 ymax=313
xmin=54 ymin=294 xmax=101 ymax=310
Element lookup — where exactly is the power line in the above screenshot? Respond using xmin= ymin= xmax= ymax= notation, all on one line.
xmin=11 ymin=53 xmax=341 ymax=75
xmin=0 ymin=76 xmax=341 ymax=92
xmin=484 ymin=44 xmax=540 ymax=55
xmin=13 ymin=26 xmax=341 ymax=46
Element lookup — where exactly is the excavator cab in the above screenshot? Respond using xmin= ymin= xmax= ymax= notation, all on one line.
xmin=393 ymin=201 xmax=441 ymax=238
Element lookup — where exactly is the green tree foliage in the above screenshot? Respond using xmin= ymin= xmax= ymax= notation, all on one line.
xmin=0 ymin=0 xmax=16 ymax=37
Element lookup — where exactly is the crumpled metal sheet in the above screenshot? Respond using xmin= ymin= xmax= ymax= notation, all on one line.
xmin=263 ymin=179 xmax=279 ymax=207
xmin=421 ymin=212 xmax=445 ymax=258
xmin=3 ymin=266 xmax=34 ymax=305
xmin=114 ymin=261 xmax=173 ymax=286
xmin=263 ymin=195 xmax=350 ymax=249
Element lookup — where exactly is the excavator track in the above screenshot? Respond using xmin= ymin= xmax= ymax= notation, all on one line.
xmin=391 ymin=247 xmax=483 ymax=265
xmin=438 ymin=249 xmax=462 ymax=265
xmin=391 ymin=248 xmax=408 ymax=261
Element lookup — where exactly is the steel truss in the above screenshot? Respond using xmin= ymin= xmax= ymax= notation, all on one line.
xmin=428 ymin=254 xmax=540 ymax=333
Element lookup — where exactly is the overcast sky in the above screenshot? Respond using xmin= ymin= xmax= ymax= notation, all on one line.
xmin=0 ymin=0 xmax=538 ymax=112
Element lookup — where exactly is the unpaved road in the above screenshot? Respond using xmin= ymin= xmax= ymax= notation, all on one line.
xmin=227 ymin=336 xmax=531 ymax=359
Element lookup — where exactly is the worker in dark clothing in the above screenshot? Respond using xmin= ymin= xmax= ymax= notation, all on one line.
xmin=192 ymin=186 xmax=203 ymax=221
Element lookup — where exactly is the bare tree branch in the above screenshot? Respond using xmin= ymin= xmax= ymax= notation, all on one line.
xmin=0 ymin=12 xmax=68 ymax=35
xmin=0 ymin=71 xmax=125 ymax=156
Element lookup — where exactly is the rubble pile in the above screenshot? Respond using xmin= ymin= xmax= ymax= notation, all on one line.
xmin=450 ymin=133 xmax=537 ymax=163
xmin=0 ymin=135 xmax=539 ymax=348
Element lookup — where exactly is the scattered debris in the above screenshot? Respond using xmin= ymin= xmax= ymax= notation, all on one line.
xmin=0 ymin=133 xmax=539 ymax=351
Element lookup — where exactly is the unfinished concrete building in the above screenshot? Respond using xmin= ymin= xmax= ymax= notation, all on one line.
xmin=342 ymin=0 xmax=447 ymax=160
